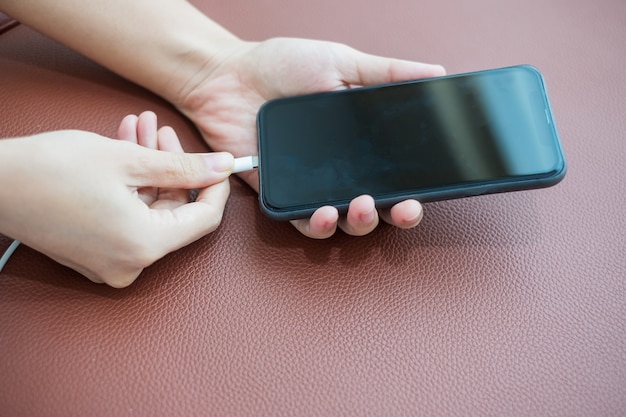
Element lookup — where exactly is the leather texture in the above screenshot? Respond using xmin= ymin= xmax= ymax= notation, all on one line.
xmin=1 ymin=0 xmax=625 ymax=415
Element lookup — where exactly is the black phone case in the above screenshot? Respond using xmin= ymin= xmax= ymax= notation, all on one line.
xmin=256 ymin=65 xmax=566 ymax=221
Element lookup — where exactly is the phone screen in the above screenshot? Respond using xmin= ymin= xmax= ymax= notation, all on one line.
xmin=257 ymin=65 xmax=565 ymax=219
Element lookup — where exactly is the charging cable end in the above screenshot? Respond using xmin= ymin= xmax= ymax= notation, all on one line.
xmin=233 ymin=156 xmax=259 ymax=174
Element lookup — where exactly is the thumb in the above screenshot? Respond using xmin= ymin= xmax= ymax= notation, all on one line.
xmin=129 ymin=147 xmax=234 ymax=189
xmin=338 ymin=47 xmax=446 ymax=87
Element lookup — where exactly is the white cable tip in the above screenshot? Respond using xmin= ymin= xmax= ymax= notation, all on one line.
xmin=232 ymin=156 xmax=259 ymax=174
xmin=0 ymin=240 xmax=21 ymax=273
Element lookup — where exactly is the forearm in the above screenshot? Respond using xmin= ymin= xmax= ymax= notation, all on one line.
xmin=0 ymin=0 xmax=243 ymax=104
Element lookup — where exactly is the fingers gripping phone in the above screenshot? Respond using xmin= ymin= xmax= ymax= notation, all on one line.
xmin=256 ymin=65 xmax=566 ymax=221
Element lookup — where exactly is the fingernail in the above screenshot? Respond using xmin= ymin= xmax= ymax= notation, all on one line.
xmin=204 ymin=152 xmax=234 ymax=173
xmin=322 ymin=220 xmax=336 ymax=231
xmin=404 ymin=207 xmax=424 ymax=226
xmin=432 ymin=65 xmax=446 ymax=76
xmin=360 ymin=209 xmax=376 ymax=224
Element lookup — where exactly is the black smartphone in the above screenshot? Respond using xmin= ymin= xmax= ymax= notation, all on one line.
xmin=256 ymin=65 xmax=566 ymax=220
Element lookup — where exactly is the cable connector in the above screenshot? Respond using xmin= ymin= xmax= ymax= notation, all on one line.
xmin=232 ymin=156 xmax=259 ymax=174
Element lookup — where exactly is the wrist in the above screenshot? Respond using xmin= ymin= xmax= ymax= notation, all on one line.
xmin=163 ymin=27 xmax=247 ymax=108
xmin=173 ymin=37 xmax=261 ymax=119
xmin=0 ymin=0 xmax=247 ymax=111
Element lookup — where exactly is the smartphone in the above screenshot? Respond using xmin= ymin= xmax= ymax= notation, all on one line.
xmin=256 ymin=65 xmax=566 ymax=220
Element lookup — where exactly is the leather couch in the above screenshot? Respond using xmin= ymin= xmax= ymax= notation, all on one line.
xmin=1 ymin=0 xmax=624 ymax=415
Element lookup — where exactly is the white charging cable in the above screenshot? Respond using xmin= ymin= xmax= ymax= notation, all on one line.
xmin=0 ymin=240 xmax=20 ymax=273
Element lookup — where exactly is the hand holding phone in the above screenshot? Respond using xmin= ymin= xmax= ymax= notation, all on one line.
xmin=257 ymin=65 xmax=566 ymax=220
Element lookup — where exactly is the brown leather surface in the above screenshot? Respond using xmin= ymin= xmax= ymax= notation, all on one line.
xmin=1 ymin=0 xmax=625 ymax=415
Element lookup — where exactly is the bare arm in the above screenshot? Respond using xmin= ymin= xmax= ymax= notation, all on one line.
xmin=0 ymin=0 xmax=242 ymax=104
xmin=0 ymin=0 xmax=445 ymax=239
xmin=0 ymin=114 xmax=234 ymax=287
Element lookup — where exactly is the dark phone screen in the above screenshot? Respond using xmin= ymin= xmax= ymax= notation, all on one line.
xmin=258 ymin=66 xmax=563 ymax=210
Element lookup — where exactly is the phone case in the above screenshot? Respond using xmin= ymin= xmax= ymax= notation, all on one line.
xmin=257 ymin=65 xmax=566 ymax=221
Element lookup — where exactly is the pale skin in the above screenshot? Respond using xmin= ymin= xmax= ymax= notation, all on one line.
xmin=0 ymin=0 xmax=446 ymax=285
xmin=0 ymin=112 xmax=233 ymax=287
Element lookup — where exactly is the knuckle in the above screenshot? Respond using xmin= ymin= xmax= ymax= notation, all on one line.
xmin=99 ymin=235 xmax=160 ymax=288
xmin=201 ymin=205 xmax=224 ymax=234
xmin=103 ymin=273 xmax=139 ymax=289
xmin=167 ymin=154 xmax=201 ymax=181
